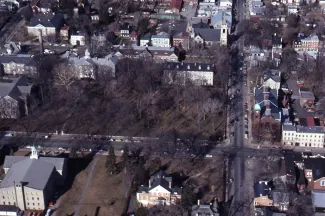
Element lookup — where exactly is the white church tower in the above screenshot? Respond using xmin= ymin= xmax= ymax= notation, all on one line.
xmin=30 ymin=146 xmax=39 ymax=159
xmin=220 ymin=23 xmax=228 ymax=46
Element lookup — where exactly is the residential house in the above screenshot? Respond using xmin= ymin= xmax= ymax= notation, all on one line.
xmin=219 ymin=0 xmax=232 ymax=7
xmin=190 ymin=199 xmax=219 ymax=216
xmin=151 ymin=32 xmax=170 ymax=47
xmin=287 ymin=5 xmax=298 ymax=14
xmin=0 ymin=77 xmax=33 ymax=119
xmin=254 ymin=181 xmax=273 ymax=208
xmin=170 ymin=0 xmax=182 ymax=13
xmin=272 ymin=191 xmax=289 ymax=211
xmin=253 ymin=86 xmax=281 ymax=141
xmin=271 ymin=34 xmax=283 ymax=66
xmin=211 ymin=10 xmax=232 ymax=33
xmin=27 ymin=13 xmax=64 ymax=37
xmin=60 ymin=25 xmax=69 ymax=41
xmin=0 ymin=147 xmax=67 ymax=210
xmin=70 ymin=31 xmax=86 ymax=46
xmin=293 ymin=33 xmax=319 ymax=58
xmin=262 ymin=69 xmax=281 ymax=90
xmin=140 ymin=33 xmax=151 ymax=46
xmin=164 ymin=62 xmax=214 ymax=85
xmin=120 ymin=23 xmax=131 ymax=38
xmin=303 ymin=155 xmax=325 ymax=190
xmin=0 ymin=54 xmax=40 ymax=76
xmin=187 ymin=17 xmax=209 ymax=33
xmin=172 ymin=32 xmax=189 ymax=49
xmin=192 ymin=26 xmax=228 ymax=46
xmin=136 ymin=170 xmax=182 ymax=206
xmin=31 ymin=0 xmax=54 ymax=13
xmin=249 ymin=0 xmax=265 ymax=16
xmin=129 ymin=31 xmax=138 ymax=43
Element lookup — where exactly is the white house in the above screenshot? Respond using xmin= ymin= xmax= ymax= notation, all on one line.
xmin=287 ymin=5 xmax=298 ymax=14
xmin=219 ymin=0 xmax=232 ymax=7
xmin=262 ymin=69 xmax=281 ymax=90
xmin=70 ymin=33 xmax=86 ymax=46
xmin=151 ymin=32 xmax=170 ymax=48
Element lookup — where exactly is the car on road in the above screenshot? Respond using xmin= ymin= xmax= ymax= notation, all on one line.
xmin=305 ymin=149 xmax=312 ymax=152
xmin=205 ymin=154 xmax=213 ymax=158
xmin=58 ymin=147 xmax=66 ymax=151
xmin=4 ymin=133 xmax=13 ymax=137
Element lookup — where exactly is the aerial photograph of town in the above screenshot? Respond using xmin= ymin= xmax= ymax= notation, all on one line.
xmin=0 ymin=0 xmax=324 ymax=214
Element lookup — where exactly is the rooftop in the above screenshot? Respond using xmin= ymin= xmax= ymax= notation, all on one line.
xmin=193 ymin=28 xmax=221 ymax=42
xmin=254 ymin=181 xmax=271 ymax=198
xmin=164 ymin=62 xmax=213 ymax=72
xmin=28 ymin=13 xmax=64 ymax=29
xmin=0 ymin=77 xmax=32 ymax=101
xmin=1 ymin=158 xmax=55 ymax=190
xmin=304 ymin=157 xmax=325 ymax=180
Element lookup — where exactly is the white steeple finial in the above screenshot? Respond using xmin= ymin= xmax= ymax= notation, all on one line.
xmin=30 ymin=146 xmax=39 ymax=159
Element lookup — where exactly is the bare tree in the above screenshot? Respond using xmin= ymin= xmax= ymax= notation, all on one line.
xmin=53 ymin=63 xmax=78 ymax=90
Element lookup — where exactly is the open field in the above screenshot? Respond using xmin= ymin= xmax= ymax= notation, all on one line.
xmin=56 ymin=156 xmax=128 ymax=216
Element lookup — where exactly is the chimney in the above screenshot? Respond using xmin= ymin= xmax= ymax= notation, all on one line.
xmin=197 ymin=199 xmax=200 ymax=206
xmin=149 ymin=179 xmax=152 ymax=188
xmin=168 ymin=181 xmax=172 ymax=189
xmin=38 ymin=30 xmax=44 ymax=56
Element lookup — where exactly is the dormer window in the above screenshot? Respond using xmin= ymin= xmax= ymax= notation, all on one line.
xmin=187 ymin=65 xmax=190 ymax=69
xmin=207 ymin=66 xmax=210 ymax=70
xmin=198 ymin=65 xmax=201 ymax=69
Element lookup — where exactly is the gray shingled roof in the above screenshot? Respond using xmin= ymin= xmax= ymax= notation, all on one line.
xmin=193 ymin=28 xmax=221 ymax=42
xmin=28 ymin=13 xmax=64 ymax=29
xmin=0 ymin=159 xmax=55 ymax=190
xmin=3 ymin=156 xmax=66 ymax=172
xmin=0 ymin=77 xmax=32 ymax=101
xmin=263 ymin=69 xmax=281 ymax=83
xmin=0 ymin=54 xmax=38 ymax=66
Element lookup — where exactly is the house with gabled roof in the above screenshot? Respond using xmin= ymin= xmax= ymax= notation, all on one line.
xmin=136 ymin=170 xmax=182 ymax=207
xmin=0 ymin=76 xmax=34 ymax=119
xmin=262 ymin=69 xmax=281 ymax=90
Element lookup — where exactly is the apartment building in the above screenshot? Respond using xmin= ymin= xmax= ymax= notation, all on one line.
xmin=164 ymin=62 xmax=214 ymax=85
xmin=27 ymin=13 xmax=64 ymax=37
xmin=0 ymin=147 xmax=67 ymax=211
xmin=136 ymin=171 xmax=182 ymax=207
xmin=293 ymin=33 xmax=319 ymax=58
xmin=282 ymin=123 xmax=325 ymax=148
xmin=151 ymin=32 xmax=170 ymax=48
xmin=262 ymin=69 xmax=281 ymax=90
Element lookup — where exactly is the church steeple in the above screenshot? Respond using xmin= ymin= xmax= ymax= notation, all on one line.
xmin=30 ymin=146 xmax=39 ymax=159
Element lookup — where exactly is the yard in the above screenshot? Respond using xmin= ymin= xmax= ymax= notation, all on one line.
xmin=55 ymin=156 xmax=128 ymax=216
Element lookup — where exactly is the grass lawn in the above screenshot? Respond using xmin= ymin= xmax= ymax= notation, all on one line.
xmin=56 ymin=156 xmax=128 ymax=216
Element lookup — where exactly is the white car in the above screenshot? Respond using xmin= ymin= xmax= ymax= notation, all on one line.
xmin=205 ymin=154 xmax=213 ymax=158
xmin=58 ymin=147 xmax=66 ymax=151
xmin=4 ymin=133 xmax=13 ymax=137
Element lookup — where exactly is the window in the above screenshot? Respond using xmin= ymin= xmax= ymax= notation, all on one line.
xmin=38 ymin=203 xmax=40 ymax=206
xmin=321 ymin=180 xmax=325 ymax=186
xmin=3 ymin=202 xmax=4 ymax=205
xmin=2 ymin=196 xmax=4 ymax=199
xmin=8 ymin=202 xmax=10 ymax=205
xmin=27 ymin=203 xmax=29 ymax=206
xmin=37 ymin=197 xmax=39 ymax=201
xmin=33 ymin=203 xmax=35 ymax=206
xmin=32 ymin=197 xmax=34 ymax=200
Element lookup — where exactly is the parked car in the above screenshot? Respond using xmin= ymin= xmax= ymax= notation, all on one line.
xmin=4 ymin=133 xmax=13 ymax=137
xmin=205 ymin=154 xmax=213 ymax=158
